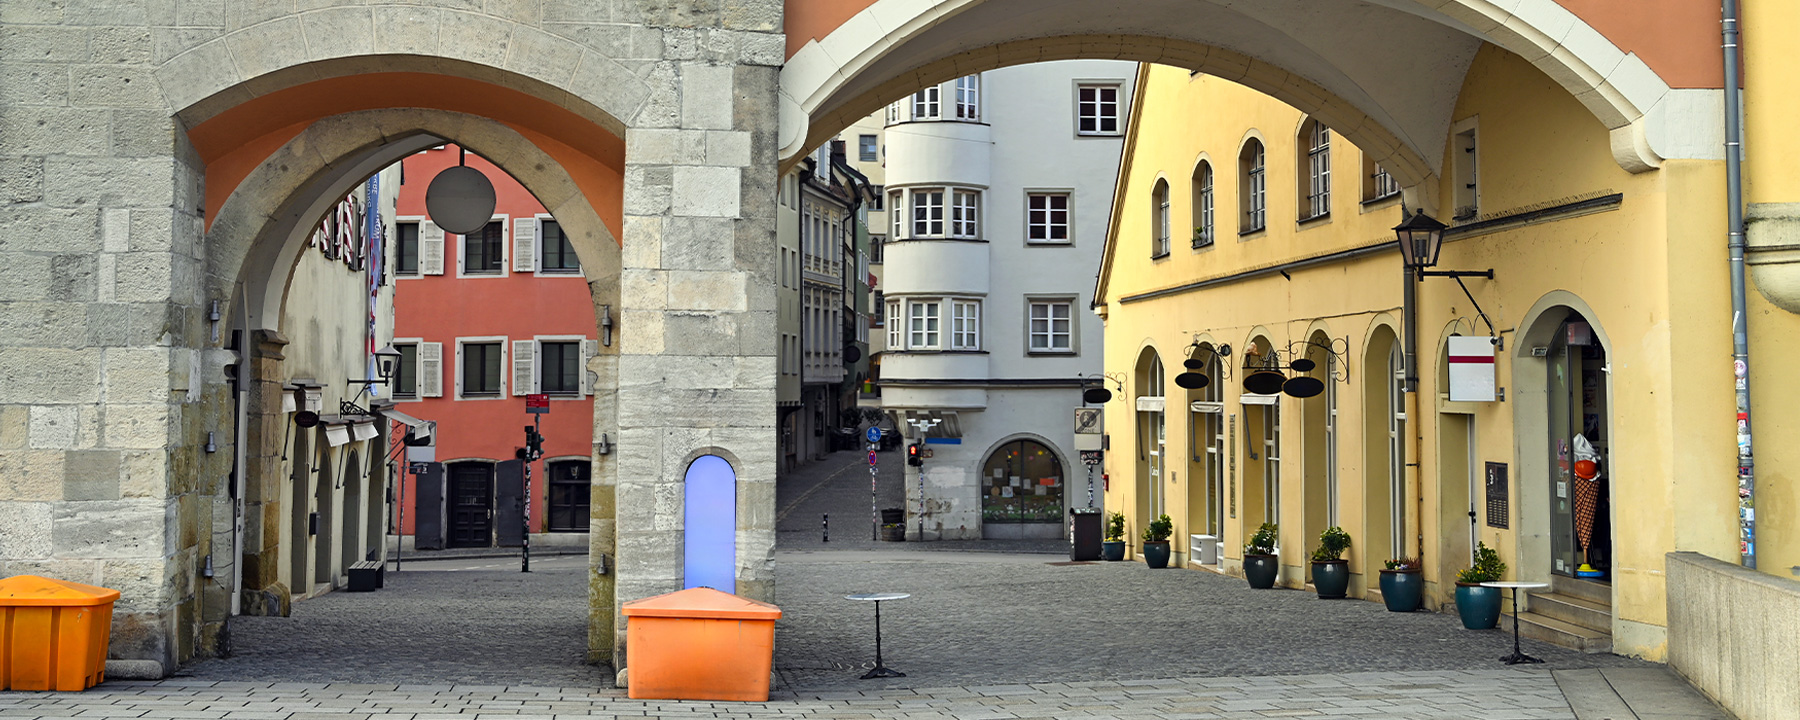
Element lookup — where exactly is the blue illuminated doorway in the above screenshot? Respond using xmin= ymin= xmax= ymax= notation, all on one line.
xmin=683 ymin=454 xmax=737 ymax=592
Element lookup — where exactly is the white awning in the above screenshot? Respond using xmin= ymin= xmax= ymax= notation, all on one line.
xmin=1238 ymin=393 xmax=1280 ymax=406
xmin=324 ymin=424 xmax=351 ymax=447
xmin=352 ymin=421 xmax=378 ymax=442
xmin=376 ymin=407 xmax=428 ymax=428
xmin=1135 ymin=396 xmax=1165 ymax=412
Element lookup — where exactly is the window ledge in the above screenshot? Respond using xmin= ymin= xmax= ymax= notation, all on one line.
xmin=1297 ymin=212 xmax=1331 ymax=227
xmin=889 ymin=237 xmax=987 ymax=244
xmin=1150 ymin=251 xmax=1171 ymax=261
xmin=1025 ymin=240 xmax=1073 ymax=247
xmin=1191 ymin=238 xmax=1214 ymax=250
xmin=1238 ymin=226 xmax=1267 ymax=238
xmin=1076 ymin=131 xmax=1124 ymax=138
xmin=885 ymin=349 xmax=990 ymax=355
xmin=1360 ymin=192 xmax=1402 ymax=209
xmin=1027 ymin=349 xmax=1078 ymax=356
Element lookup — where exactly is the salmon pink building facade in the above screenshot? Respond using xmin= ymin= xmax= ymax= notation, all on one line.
xmin=388 ymin=145 xmax=598 ymax=551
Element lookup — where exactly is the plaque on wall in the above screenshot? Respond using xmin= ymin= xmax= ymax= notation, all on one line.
xmin=1485 ymin=461 xmax=1509 ymax=529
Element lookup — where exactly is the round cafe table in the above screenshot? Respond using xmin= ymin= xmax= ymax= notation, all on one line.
xmin=844 ymin=593 xmax=909 ymax=679
xmin=1481 ymin=581 xmax=1550 ymax=665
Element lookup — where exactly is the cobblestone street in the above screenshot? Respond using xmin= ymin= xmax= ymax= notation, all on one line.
xmin=55 ymin=451 xmax=1732 ymax=718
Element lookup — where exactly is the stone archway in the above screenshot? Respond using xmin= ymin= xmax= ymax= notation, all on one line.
xmin=781 ymin=0 xmax=1684 ymax=188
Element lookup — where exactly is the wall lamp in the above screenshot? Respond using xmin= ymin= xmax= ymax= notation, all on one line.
xmin=1395 ymin=209 xmax=1496 ymax=391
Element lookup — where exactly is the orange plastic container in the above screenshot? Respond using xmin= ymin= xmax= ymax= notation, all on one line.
xmin=0 ymin=575 xmax=121 ymax=691
xmin=622 ymin=587 xmax=782 ymax=702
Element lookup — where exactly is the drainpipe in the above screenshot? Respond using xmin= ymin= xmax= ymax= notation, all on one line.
xmin=1402 ymin=266 xmax=1424 ymax=562
xmin=1722 ymin=0 xmax=1755 ymax=569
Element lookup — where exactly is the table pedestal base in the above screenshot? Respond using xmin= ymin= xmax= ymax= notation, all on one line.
xmin=860 ymin=665 xmax=906 ymax=679
xmin=1499 ymin=651 xmax=1544 ymax=665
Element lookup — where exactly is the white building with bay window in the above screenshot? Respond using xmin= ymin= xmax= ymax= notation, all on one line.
xmin=878 ymin=60 xmax=1133 ymax=540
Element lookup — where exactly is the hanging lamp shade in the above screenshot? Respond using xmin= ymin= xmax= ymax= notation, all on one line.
xmin=1174 ymin=372 xmax=1209 ymax=390
xmin=1242 ymin=370 xmax=1286 ymax=395
xmin=1282 ymin=376 xmax=1325 ymax=398
xmin=425 ymin=165 xmax=498 ymax=235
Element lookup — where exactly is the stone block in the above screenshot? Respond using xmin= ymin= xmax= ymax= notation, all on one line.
xmin=623 ymin=165 xmax=672 ymax=216
xmin=705 ymin=130 xmax=752 ymax=167
xmin=372 ymin=6 xmax=441 ymax=55
xmin=1 ymin=558 xmax=101 ymax=586
xmin=620 ymin=268 xmax=668 ymax=309
xmin=120 ymin=449 xmax=167 ymax=498
xmin=0 ymin=156 xmax=43 ymax=204
xmin=680 ymin=63 xmax=734 ymax=130
xmin=720 ymin=2 xmax=782 ymax=32
xmin=100 ymin=557 xmax=172 ymax=615
xmin=660 ymin=311 xmax=736 ymax=356
xmin=671 ymin=165 xmax=740 ymax=217
xmin=0 ymin=62 xmax=70 ymax=106
xmin=154 ymin=40 xmax=239 ymax=113
xmin=621 ymin=215 xmax=663 ymax=268
xmin=0 ymin=26 xmax=88 ymax=62
xmin=0 ymin=407 xmax=26 ymax=449
xmin=62 ymin=0 xmax=175 ymax=26
xmin=662 ymin=216 xmax=735 ymax=270
xmin=0 ymin=348 xmax=103 ymax=404
xmin=0 ymin=302 xmax=89 ymax=349
xmin=53 ymin=499 xmax=169 ymax=559
xmin=71 ymin=65 xmax=162 ymax=108
xmin=0 ymin=0 xmax=66 ymax=24
xmin=506 ymin=26 xmax=582 ymax=86
xmin=436 ymin=9 xmax=513 ymax=69
xmin=29 ymin=406 xmax=79 ymax=449
xmin=223 ymin=16 xmax=305 ymax=79
xmin=112 ymin=252 xmax=175 ymax=303
xmin=665 ymin=270 xmax=746 ymax=312
xmin=176 ymin=0 xmax=224 ymax=27
xmin=625 ymin=128 xmax=706 ymax=166
xmin=43 ymin=157 xmax=176 ymax=209
xmin=0 ymin=206 xmax=100 ymax=255
xmin=0 ymin=106 xmax=110 ymax=156
xmin=105 ymin=347 xmax=174 ymax=403
xmin=111 ymin=108 xmax=178 ymax=158
xmin=0 ymin=502 xmax=53 ymax=558
xmin=103 ymin=403 xmax=175 ymax=449
xmin=0 ymin=450 xmax=63 ymax=501
xmin=627 ymin=60 xmax=680 ymax=128
xmin=64 ymin=450 xmax=122 ymax=501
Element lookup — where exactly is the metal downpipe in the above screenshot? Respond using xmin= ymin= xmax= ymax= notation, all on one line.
xmin=1722 ymin=0 xmax=1755 ymax=569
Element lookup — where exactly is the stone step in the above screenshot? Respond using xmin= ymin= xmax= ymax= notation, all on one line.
xmin=1528 ymin=592 xmax=1612 ymax=633
xmin=1512 ymin=610 xmax=1613 ymax=654
xmin=1551 ymin=575 xmax=1612 ymax=606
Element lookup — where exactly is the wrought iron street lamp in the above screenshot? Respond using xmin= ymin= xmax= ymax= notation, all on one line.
xmin=1394 ymin=209 xmax=1447 ymax=277
xmin=1392 ymin=209 xmax=1495 ymax=392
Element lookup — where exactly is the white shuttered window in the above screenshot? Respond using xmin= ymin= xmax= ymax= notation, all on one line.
xmin=419 ymin=342 xmax=444 ymax=397
xmin=419 ymin=221 xmax=445 ymax=275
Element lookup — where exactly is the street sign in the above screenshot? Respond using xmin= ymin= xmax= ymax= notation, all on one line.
xmin=866 ymin=426 xmax=883 ymax=443
xmin=408 ymin=461 xmax=431 ymax=474
xmin=525 ymin=393 xmax=549 ymax=415
xmin=868 ymin=451 xmax=879 ymax=465
xmin=1080 ymin=450 xmax=1104 ymax=466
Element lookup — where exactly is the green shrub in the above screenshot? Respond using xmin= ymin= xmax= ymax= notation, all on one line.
xmin=1456 ymin=542 xmax=1507 ymax=583
xmin=1140 ymin=514 xmax=1174 ymax=543
xmin=1311 ymin=526 xmax=1351 ymax=562
xmin=1105 ymin=512 xmax=1126 ymax=542
xmin=1244 ymin=522 xmax=1278 ymax=555
xmin=1384 ymin=556 xmax=1420 ymax=571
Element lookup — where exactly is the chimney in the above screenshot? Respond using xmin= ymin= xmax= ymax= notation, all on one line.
xmin=830 ymin=139 xmax=847 ymax=164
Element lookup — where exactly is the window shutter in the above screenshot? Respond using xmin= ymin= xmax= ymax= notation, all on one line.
xmin=581 ymin=339 xmax=599 ymax=396
xmin=420 ymin=221 xmax=445 ymax=275
xmin=420 ymin=342 xmax=443 ymax=397
xmin=512 ymin=339 xmax=536 ymax=396
xmin=513 ymin=217 xmax=536 ymax=272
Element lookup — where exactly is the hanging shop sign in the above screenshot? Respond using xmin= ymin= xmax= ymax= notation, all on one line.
xmin=1447 ymin=336 xmax=1498 ymax=402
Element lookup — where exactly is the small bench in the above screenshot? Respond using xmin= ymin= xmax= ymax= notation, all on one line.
xmin=348 ymin=560 xmax=384 ymax=592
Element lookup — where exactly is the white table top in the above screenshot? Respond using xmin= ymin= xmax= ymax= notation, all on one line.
xmin=845 ymin=592 xmax=911 ymax=602
xmin=1480 ymin=581 xmax=1550 ymax=589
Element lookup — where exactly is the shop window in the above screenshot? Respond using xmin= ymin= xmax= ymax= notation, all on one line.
xmin=981 ymin=439 xmax=1065 ymax=523
xmin=547 ymin=460 xmax=591 ymax=532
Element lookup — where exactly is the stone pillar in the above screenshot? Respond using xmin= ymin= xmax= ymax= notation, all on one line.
xmin=612 ymin=2 xmax=785 ymax=663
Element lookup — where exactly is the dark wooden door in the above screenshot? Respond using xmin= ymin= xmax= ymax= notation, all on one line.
xmin=448 ymin=463 xmax=493 ymax=548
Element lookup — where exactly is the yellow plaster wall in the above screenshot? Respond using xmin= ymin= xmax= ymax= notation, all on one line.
xmin=1100 ymin=46 xmax=1748 ymax=660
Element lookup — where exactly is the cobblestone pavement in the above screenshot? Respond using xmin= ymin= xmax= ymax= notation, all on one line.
xmin=0 ymin=668 xmax=1717 ymax=719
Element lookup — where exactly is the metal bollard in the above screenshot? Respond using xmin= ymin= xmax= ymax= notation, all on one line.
xmin=823 ymin=513 xmax=829 ymax=543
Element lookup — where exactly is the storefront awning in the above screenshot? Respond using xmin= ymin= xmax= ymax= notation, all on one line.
xmin=376 ymin=407 xmax=428 ymax=428
xmin=351 ymin=421 xmax=378 ymax=442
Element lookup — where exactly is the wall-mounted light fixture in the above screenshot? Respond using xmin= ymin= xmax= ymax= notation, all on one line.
xmin=600 ymin=305 xmax=614 ymax=347
xmin=1394 ymin=209 xmax=1495 ymax=391
xmin=596 ymin=432 xmax=613 ymax=455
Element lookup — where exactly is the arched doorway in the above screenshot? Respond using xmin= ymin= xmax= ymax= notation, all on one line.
xmin=1363 ymin=325 xmax=1406 ymax=582
xmin=980 ymin=438 xmax=1067 ymax=534
xmin=1240 ymin=336 xmax=1280 ymax=552
xmin=1543 ymin=312 xmax=1612 ymax=579
xmin=1185 ymin=342 xmax=1227 ymax=546
xmin=1134 ymin=348 xmax=1167 ymax=538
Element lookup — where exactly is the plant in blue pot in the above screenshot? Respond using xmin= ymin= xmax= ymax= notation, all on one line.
xmin=1102 ymin=512 xmax=1127 ymax=561
xmin=1379 ymin=556 xmax=1424 ymax=612
xmin=1310 ymin=526 xmax=1352 ymax=599
xmin=1243 ymin=522 xmax=1280 ymax=588
xmin=1140 ymin=514 xmax=1174 ymax=568
xmin=1454 ymin=542 xmax=1507 ymax=629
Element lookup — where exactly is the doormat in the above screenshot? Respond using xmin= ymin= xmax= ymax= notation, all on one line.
xmin=1046 ymin=561 xmax=1096 ymax=566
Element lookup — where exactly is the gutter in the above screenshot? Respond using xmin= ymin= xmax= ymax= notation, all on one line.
xmin=1722 ymin=0 xmax=1756 ymax=568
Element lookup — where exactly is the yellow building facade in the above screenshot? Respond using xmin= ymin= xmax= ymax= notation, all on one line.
xmin=1094 ymin=47 xmax=1780 ymax=661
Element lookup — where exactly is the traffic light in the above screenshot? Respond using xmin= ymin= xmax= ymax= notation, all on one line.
xmin=523 ymin=425 xmax=544 ymax=460
xmin=907 ymin=442 xmax=923 ymax=467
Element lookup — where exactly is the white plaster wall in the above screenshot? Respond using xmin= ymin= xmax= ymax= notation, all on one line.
xmin=883 ymin=60 xmax=1131 ymax=539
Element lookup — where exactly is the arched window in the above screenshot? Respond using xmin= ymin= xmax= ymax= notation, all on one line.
xmin=1187 ymin=344 xmax=1226 ymax=537
xmin=1240 ymin=138 xmax=1266 ymax=233
xmin=683 ymin=455 xmax=736 ymax=592
xmin=1151 ymin=179 xmax=1171 ymax=258
xmin=1192 ymin=161 xmax=1214 ymax=248
xmin=980 ymin=439 xmax=1065 ymax=524
xmin=1298 ymin=120 xmax=1331 ymax=220
xmin=1136 ymin=351 xmax=1166 ymax=523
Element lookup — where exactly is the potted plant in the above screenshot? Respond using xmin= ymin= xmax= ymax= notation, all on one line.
xmin=1454 ymin=542 xmax=1507 ymax=629
xmin=1243 ymin=522 xmax=1279 ymax=588
xmin=1310 ymin=526 xmax=1351 ymax=599
xmin=1379 ymin=556 xmax=1424 ymax=612
xmin=1102 ymin=512 xmax=1127 ymax=561
xmin=1140 ymin=514 xmax=1174 ymax=568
